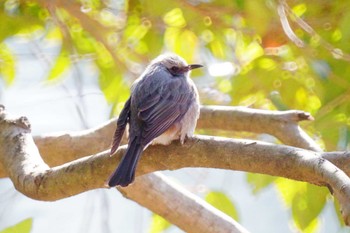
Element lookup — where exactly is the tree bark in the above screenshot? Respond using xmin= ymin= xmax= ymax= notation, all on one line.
xmin=1 ymin=105 xmax=350 ymax=229
xmin=122 ymin=172 xmax=249 ymax=233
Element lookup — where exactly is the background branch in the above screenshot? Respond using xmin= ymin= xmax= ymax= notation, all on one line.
xmin=122 ymin=172 xmax=249 ymax=233
xmin=278 ymin=0 xmax=350 ymax=62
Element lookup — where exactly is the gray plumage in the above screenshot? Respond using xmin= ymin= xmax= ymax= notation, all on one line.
xmin=108 ymin=54 xmax=201 ymax=187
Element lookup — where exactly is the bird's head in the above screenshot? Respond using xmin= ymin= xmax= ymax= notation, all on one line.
xmin=153 ymin=54 xmax=203 ymax=77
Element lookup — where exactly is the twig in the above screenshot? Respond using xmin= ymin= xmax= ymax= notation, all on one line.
xmin=279 ymin=0 xmax=350 ymax=62
xmin=277 ymin=2 xmax=304 ymax=47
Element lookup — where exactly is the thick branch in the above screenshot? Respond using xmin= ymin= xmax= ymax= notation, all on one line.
xmin=1 ymin=107 xmax=350 ymax=224
xmin=0 ymin=106 xmax=317 ymax=178
xmin=0 ymin=107 xmax=248 ymax=233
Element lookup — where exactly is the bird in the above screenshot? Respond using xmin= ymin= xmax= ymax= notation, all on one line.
xmin=107 ymin=53 xmax=202 ymax=187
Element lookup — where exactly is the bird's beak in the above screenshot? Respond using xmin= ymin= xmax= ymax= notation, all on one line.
xmin=188 ymin=64 xmax=203 ymax=70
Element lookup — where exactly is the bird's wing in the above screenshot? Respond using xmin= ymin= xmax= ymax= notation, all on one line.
xmin=111 ymin=97 xmax=131 ymax=154
xmin=134 ymin=71 xmax=195 ymax=146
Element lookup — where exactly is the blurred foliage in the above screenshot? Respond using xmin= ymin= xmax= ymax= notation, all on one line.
xmin=0 ymin=218 xmax=32 ymax=233
xmin=0 ymin=44 xmax=15 ymax=85
xmin=276 ymin=178 xmax=328 ymax=232
xmin=205 ymin=190 xmax=239 ymax=221
xmin=149 ymin=214 xmax=171 ymax=233
xmin=1 ymin=0 xmax=350 ymax=231
xmin=246 ymin=173 xmax=276 ymax=194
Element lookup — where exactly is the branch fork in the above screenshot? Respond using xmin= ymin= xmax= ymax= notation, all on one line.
xmin=1 ymin=105 xmax=350 ymax=230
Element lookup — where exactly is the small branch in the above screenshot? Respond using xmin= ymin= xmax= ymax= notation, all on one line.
xmin=34 ymin=118 xmax=116 ymax=167
xmin=198 ymin=106 xmax=320 ymax=151
xmin=35 ymin=0 xmax=127 ymax=70
xmin=277 ymin=2 xmax=304 ymax=48
xmin=279 ymin=0 xmax=350 ymax=62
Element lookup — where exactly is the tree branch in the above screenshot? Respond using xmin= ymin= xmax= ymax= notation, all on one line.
xmin=1 ymin=106 xmax=350 ymax=225
xmin=198 ymin=106 xmax=320 ymax=151
xmin=0 ymin=105 xmax=317 ymax=177
xmin=278 ymin=0 xmax=350 ymax=62
xmin=122 ymin=172 xmax=249 ymax=233
xmin=0 ymin=106 xmax=250 ymax=233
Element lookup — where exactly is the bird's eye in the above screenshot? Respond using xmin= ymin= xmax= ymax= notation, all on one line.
xmin=170 ymin=66 xmax=180 ymax=73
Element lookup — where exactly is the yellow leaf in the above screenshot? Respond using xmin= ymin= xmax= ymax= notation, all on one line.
xmin=163 ymin=8 xmax=186 ymax=28
xmin=0 ymin=218 xmax=32 ymax=233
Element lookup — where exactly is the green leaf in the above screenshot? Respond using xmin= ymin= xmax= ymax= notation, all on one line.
xmin=276 ymin=178 xmax=306 ymax=207
xmin=98 ymin=66 xmax=129 ymax=104
xmin=205 ymin=191 xmax=239 ymax=220
xmin=148 ymin=214 xmax=171 ymax=233
xmin=296 ymin=218 xmax=319 ymax=233
xmin=163 ymin=8 xmax=186 ymax=28
xmin=234 ymin=0 xmax=245 ymax=9
xmin=209 ymin=39 xmax=226 ymax=59
xmin=174 ymin=29 xmax=198 ymax=63
xmin=0 ymin=218 xmax=32 ymax=233
xmin=47 ymin=48 xmax=71 ymax=81
xmin=245 ymin=0 xmax=270 ymax=35
xmin=0 ymin=43 xmax=15 ymax=85
xmin=218 ymin=78 xmax=232 ymax=93
xmin=292 ymin=184 xmax=328 ymax=232
xmin=0 ymin=8 xmax=45 ymax=42
xmin=276 ymin=179 xmax=328 ymax=232
xmin=240 ymin=41 xmax=264 ymax=65
xmin=292 ymin=3 xmax=307 ymax=17
xmin=143 ymin=29 xmax=163 ymax=57
xmin=246 ymin=173 xmax=276 ymax=194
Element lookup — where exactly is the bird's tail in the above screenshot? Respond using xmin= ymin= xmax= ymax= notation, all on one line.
xmin=108 ymin=138 xmax=143 ymax=187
